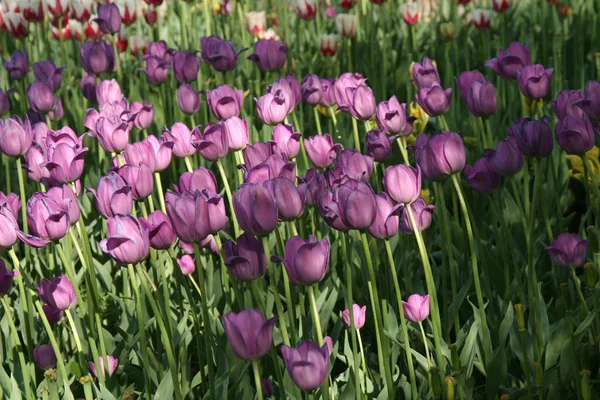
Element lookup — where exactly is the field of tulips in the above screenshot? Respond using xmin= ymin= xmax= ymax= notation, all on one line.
xmin=1 ymin=0 xmax=600 ymax=399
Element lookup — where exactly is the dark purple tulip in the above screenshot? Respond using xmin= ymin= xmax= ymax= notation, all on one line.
xmin=319 ymin=179 xmax=376 ymax=231
xmin=95 ymin=79 xmax=123 ymax=106
xmin=366 ymin=129 xmax=394 ymax=162
xmin=298 ymin=169 xmax=323 ymax=206
xmin=454 ymin=70 xmax=485 ymax=101
xmin=489 ymin=137 xmax=523 ymax=176
xmin=262 ymin=379 xmax=274 ymax=398
xmin=0 ymin=88 xmax=14 ymax=115
xmin=545 ymin=232 xmax=589 ymax=268
xmin=81 ymin=73 xmax=97 ymax=102
xmin=320 ymin=78 xmax=337 ymax=107
xmin=415 ymin=131 xmax=466 ymax=180
xmin=233 ymin=183 xmax=278 ymax=236
xmin=173 ymin=51 xmax=201 ymax=84
xmin=99 ymin=215 xmax=150 ymax=265
xmin=243 ymin=141 xmax=280 ymax=170
xmin=244 ymin=154 xmax=297 ymax=184
xmin=399 ymin=198 xmax=435 ymax=234
xmin=272 ymin=235 xmax=330 ymax=285
xmin=80 ymin=40 xmax=115 ymax=75
xmin=517 ymin=64 xmax=554 ymax=99
xmin=273 ymin=124 xmax=301 ymax=159
xmin=336 ymin=148 xmax=374 ymax=181
xmin=95 ymin=3 xmax=122 ymax=34
xmin=138 ymin=56 xmax=170 ymax=85
xmin=27 ymin=81 xmax=55 ymax=114
xmin=333 ymin=72 xmax=366 ymax=110
xmin=175 ymin=167 xmax=218 ymax=195
xmin=223 ymin=117 xmax=249 ymax=151
xmin=46 ymin=184 xmax=80 ymax=225
xmin=0 ymin=116 xmax=34 ymax=157
xmin=200 ymin=34 xmax=246 ymax=72
xmin=145 ymin=135 xmax=173 ymax=171
xmin=43 ymin=127 xmax=87 ymax=184
xmin=304 ymin=134 xmax=340 ymax=168
xmin=376 ymin=96 xmax=413 ymax=136
xmin=34 ymin=345 xmax=57 ymax=370
xmin=117 ymin=164 xmax=154 ymax=199
xmin=575 ymin=81 xmax=600 ymax=120
xmin=37 ymin=274 xmax=77 ymax=310
xmin=223 ymin=232 xmax=267 ymax=281
xmin=383 ymin=164 xmax=421 ymax=204
xmin=207 ymin=84 xmax=244 ymax=120
xmin=0 ymin=260 xmax=17 ymax=297
xmin=555 ymin=114 xmax=595 ymax=155
xmin=139 ymin=210 xmax=176 ymax=250
xmin=42 ymin=304 xmax=64 ymax=323
xmin=3 ymin=50 xmax=29 ymax=80
xmin=285 ymin=75 xmax=302 ymax=108
xmin=412 ymin=56 xmax=440 ymax=89
xmin=553 ymin=90 xmax=585 ymax=119
xmin=177 ymin=84 xmax=201 ymax=115
xmin=162 ymin=122 xmax=196 ymax=158
xmin=129 ymin=101 xmax=154 ymax=130
xmin=247 ymin=39 xmax=287 ymax=72
xmin=221 ymin=308 xmax=277 ymax=360
xmin=467 ymin=80 xmax=497 ymax=117
xmin=416 ymin=82 xmax=452 ymax=116
xmin=281 ymin=340 xmax=330 ymax=391
xmin=256 ymin=91 xmax=290 ymax=126
xmin=33 ymin=61 xmax=64 ymax=92
xmin=144 ymin=41 xmax=174 ymax=64
xmin=464 ymin=157 xmax=501 ymax=194
xmin=302 ymin=74 xmax=322 ymax=105
xmin=368 ymin=193 xmax=400 ymax=239
xmin=166 ymin=190 xmax=229 ymax=243
xmin=508 ymin=116 xmax=554 ymax=158
xmin=344 ymin=84 xmax=377 ymax=120
xmin=485 ymin=41 xmax=531 ymax=80
xmin=264 ymin=177 xmax=305 ymax=221
xmin=87 ymin=171 xmax=133 ymax=219
xmin=193 ymin=122 xmax=229 ymax=161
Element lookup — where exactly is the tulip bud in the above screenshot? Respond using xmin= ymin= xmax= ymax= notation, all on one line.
xmin=234 ymin=183 xmax=278 ymax=236
xmin=415 ymin=131 xmax=466 ymax=180
xmin=245 ymin=11 xmax=266 ymax=37
xmin=3 ymin=50 xmax=29 ymax=80
xmin=247 ymin=39 xmax=287 ymax=72
xmin=412 ymin=56 xmax=440 ymax=90
xmin=304 ymin=134 xmax=339 ymax=168
xmin=207 ymin=84 xmax=244 ymax=120
xmin=223 ymin=117 xmax=249 ymax=151
xmin=464 ymin=157 xmax=501 ymax=194
xmin=574 ymin=81 xmax=600 ymax=120
xmin=485 ymin=42 xmax=532 ymax=81
xmin=138 ymin=56 xmax=170 ymax=85
xmin=255 ymin=91 xmax=290 ymax=126
xmin=402 ymin=294 xmax=430 ymax=322
xmin=176 ymin=254 xmax=196 ymax=275
xmin=545 ymin=232 xmax=589 ymax=268
xmin=224 ymin=232 xmax=267 ymax=281
xmin=467 ymin=80 xmax=497 ymax=117
xmin=19 ymin=191 xmax=70 ymax=247
xmin=117 ymin=164 xmax=154 ymax=200
xmin=368 ymin=193 xmax=400 ymax=239
xmin=517 ymin=64 xmax=554 ymax=99
xmin=264 ymin=177 xmax=305 ymax=221
xmin=193 ymin=122 xmax=229 ymax=161
xmin=0 ymin=260 xmax=17 ymax=297
xmin=472 ymin=9 xmax=492 ymax=29
xmin=416 ymin=82 xmax=452 ymax=116
xmin=162 ymin=122 xmax=196 ymax=158
xmin=80 ymin=73 xmax=97 ymax=102
xmin=37 ymin=274 xmax=77 ymax=310
xmin=440 ymin=22 xmax=455 ymax=39
xmin=201 ymin=34 xmax=246 ymax=72
xmin=34 ymin=345 xmax=57 ymax=370
xmin=336 ymin=14 xmax=356 ymax=37
xmin=99 ymin=215 xmax=150 ymax=265
xmin=0 ymin=115 xmax=34 ymax=157
xmin=302 ymin=74 xmax=322 ymax=105
xmin=272 ymin=124 xmax=301 ymax=159
xmin=221 ymin=308 xmax=277 ymax=360
xmin=177 ymin=84 xmax=201 ymax=115
xmin=129 ymin=101 xmax=154 ymax=130
xmin=319 ymin=34 xmax=339 ymax=57
xmin=27 ymin=81 xmax=56 ymax=114
xmin=552 ymin=90 xmax=585 ymax=119
xmin=4 ymin=11 xmax=29 ymax=39
xmin=400 ymin=2 xmax=419 ymax=25
xmin=383 ymin=165 xmax=421 ymax=204
xmin=555 ymin=114 xmax=595 ymax=155
xmin=80 ymin=40 xmax=116 ymax=75
xmin=87 ymin=171 xmax=133 ymax=219
xmin=145 ymin=135 xmax=173 ymax=171
xmin=95 ymin=3 xmax=121 ymax=34
xmin=175 ymin=167 xmax=218 ymax=195
xmin=89 ymin=355 xmax=118 ymax=378
xmin=508 ymin=116 xmax=554 ymax=158
xmin=342 ymin=304 xmax=366 ymax=329
xmin=319 ymin=179 xmax=377 ymax=231
xmin=173 ymin=50 xmax=200 ymax=84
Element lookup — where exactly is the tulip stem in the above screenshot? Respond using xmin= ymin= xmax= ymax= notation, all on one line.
xmin=213 ymin=234 xmax=233 ymax=310
xmin=438 ymin=114 xmax=450 ymax=132
xmin=397 ymin=137 xmax=410 ymax=166
xmin=261 ymin=236 xmax=291 ymax=346
xmin=65 ymin=309 xmax=83 ymax=354
xmin=251 ymin=359 xmax=264 ymax=400
xmin=329 ymin=107 xmax=339 ymax=135
xmin=450 ymin=174 xmax=492 ymax=365
xmin=419 ymin=321 xmax=432 ymax=371
xmin=8 ymin=249 xmax=35 ymax=365
xmin=184 ymin=157 xmax=194 ymax=173
xmin=313 ymin=107 xmax=323 ymax=135
xmin=351 ymin=118 xmax=362 ymax=153
xmin=217 ymin=159 xmax=241 ymax=238
xmin=571 ymin=268 xmax=590 ymax=313
xmin=34 ymin=300 xmax=69 ymax=385
xmin=1 ymin=297 xmax=33 ymax=400
xmin=15 ymin=157 xmax=30 ymax=262
xmin=55 ymin=242 xmax=87 ymax=317
xmin=307 ymin=285 xmax=330 ymax=400
xmin=153 ymin=172 xmax=167 ymax=213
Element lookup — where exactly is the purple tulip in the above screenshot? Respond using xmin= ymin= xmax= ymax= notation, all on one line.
xmin=415 ymin=131 xmax=466 ymax=180
xmin=173 ymin=51 xmax=200 ymax=84
xmin=46 ymin=184 xmax=80 ymax=225
xmin=376 ymin=96 xmax=414 ymax=136
xmin=243 ymin=141 xmax=281 ymax=170
xmin=193 ymin=122 xmax=229 ymax=161
xmin=383 ymin=164 xmax=422 ymax=204
xmin=368 ymin=192 xmax=400 ymax=239
xmin=342 ymin=84 xmax=377 ymax=120
xmin=247 ymin=39 xmax=287 ymax=72
xmin=366 ymin=129 xmax=394 ymax=162
xmin=27 ymin=81 xmax=55 ymax=114
xmin=256 ymin=91 xmax=291 ymax=126
xmin=553 ymin=89 xmax=585 ymax=119
xmin=399 ymin=198 xmax=435 ymax=234
xmin=175 ymin=167 xmax=218 ymax=195
xmin=244 ymin=154 xmax=297 ymax=184
xmin=117 ymin=164 xmax=154 ymax=199
xmin=129 ymin=101 xmax=154 ymax=130
xmin=272 ymin=124 xmax=301 ymax=159
xmin=416 ymin=82 xmax=452 ymax=116
xmin=80 ymin=40 xmax=115 ymax=75
xmin=412 ymin=56 xmax=440 ymax=89
xmin=42 ymin=304 xmax=64 ymax=323
xmin=299 ymin=169 xmax=324 ymax=206
xmin=43 ymin=127 xmax=87 ymax=183
xmin=123 ymin=140 xmax=157 ymax=171
xmin=304 ymin=134 xmax=340 ymax=169
xmin=177 ymin=255 xmax=196 ymax=275
xmin=144 ymin=41 xmax=174 ymax=64
xmin=333 ymin=72 xmax=366 ymax=110
xmin=138 ymin=56 xmax=171 ymax=85
xmin=90 ymin=104 xmax=132 ymax=153
xmin=95 ymin=79 xmax=123 ymax=106
xmin=545 ymin=232 xmax=589 ymax=268
xmin=335 ymin=149 xmax=374 ymax=181
xmin=319 ymin=179 xmax=376 ymax=231
xmin=0 ymin=194 xmax=21 ymax=249
xmin=19 ymin=191 xmax=71 ymax=248
xmin=221 ymin=308 xmax=277 ymax=360
xmin=139 ymin=210 xmax=176 ymax=250
xmin=200 ymin=34 xmax=246 ymax=72
xmin=177 ymin=84 xmax=201 ymax=115
xmin=224 ymin=232 xmax=267 ymax=281
xmin=87 ymin=171 xmax=133 ymax=219
xmin=0 ymin=260 xmax=17 ymax=297
xmin=3 ymin=50 xmax=29 ymax=80
xmin=262 ymin=379 xmax=274 ymax=398
xmin=0 ymin=115 xmax=34 ymax=157
xmin=517 ymin=64 xmax=554 ymax=99
xmin=0 ymin=191 xmax=21 ymax=218
xmin=33 ymin=61 xmax=64 ymax=92
xmin=264 ymin=177 xmax=305 ymax=221
xmin=233 ymin=183 xmax=278 ymax=236
xmin=0 ymin=88 xmax=14 ymax=115
xmin=207 ymin=84 xmax=244 ymax=120
xmin=37 ymin=274 xmax=77 ymax=310
xmin=271 ymin=235 xmax=330 ymax=285
xmin=454 ymin=70 xmax=486 ymax=101
xmin=145 ymin=135 xmax=173 ymax=171
xmin=95 ymin=3 xmax=122 ymax=34
xmin=555 ymin=114 xmax=595 ymax=155
xmin=285 ymin=75 xmax=302 ymax=108
xmin=281 ymin=340 xmax=330 ymax=391
xmin=402 ymin=294 xmax=430 ymax=322
xmin=489 ymin=137 xmax=523 ymax=176
xmin=342 ymin=304 xmax=367 ymax=329
xmin=574 ymin=81 xmax=600 ymax=120
xmin=162 ymin=122 xmax=196 ymax=158
xmin=99 ymin=215 xmax=150 ymax=265
xmin=80 ymin=73 xmax=97 ymax=102
xmin=33 ymin=345 xmax=57 ymax=370
xmin=464 ymin=157 xmax=501 ymax=194
xmin=467 ymin=80 xmax=497 ymax=117
xmin=166 ymin=190 xmax=229 ymax=242
xmin=89 ymin=356 xmax=119 ymax=378
xmin=320 ymin=78 xmax=337 ymax=107
xmin=508 ymin=116 xmax=554 ymax=158
xmin=223 ymin=117 xmax=249 ymax=151
xmin=485 ymin=41 xmax=531 ymax=80
xmin=267 ymin=77 xmax=300 ymax=112
xmin=302 ymin=74 xmax=322 ymax=105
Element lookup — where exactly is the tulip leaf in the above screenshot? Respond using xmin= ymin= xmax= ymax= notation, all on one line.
xmin=154 ymin=370 xmax=174 ymax=400
xmin=94 ymin=384 xmax=118 ymax=400
xmin=8 ymin=375 xmax=21 ymax=400
xmin=485 ymin=347 xmax=507 ymax=400
xmin=573 ymin=312 xmax=595 ymax=340
xmin=498 ymin=301 xmax=514 ymax=346
xmin=62 ymin=381 xmax=75 ymax=400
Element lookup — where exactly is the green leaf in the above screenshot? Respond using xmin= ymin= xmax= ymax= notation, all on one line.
xmin=8 ymin=375 xmax=22 ymax=400
xmin=573 ymin=312 xmax=595 ymax=340
xmin=498 ymin=301 xmax=514 ymax=346
xmin=154 ymin=371 xmax=174 ymax=400
xmin=485 ymin=348 xmax=507 ymax=400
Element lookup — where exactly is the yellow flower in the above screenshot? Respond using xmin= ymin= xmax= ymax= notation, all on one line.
xmin=409 ymin=101 xmax=429 ymax=134
xmin=421 ymin=189 xmax=433 ymax=204
xmin=567 ymin=147 xmax=600 ymax=185
xmin=316 ymin=104 xmax=339 ymax=117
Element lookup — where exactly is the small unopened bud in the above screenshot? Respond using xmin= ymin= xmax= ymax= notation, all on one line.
xmin=534 ymin=362 xmax=543 ymax=387
xmin=514 ymin=304 xmax=526 ymax=331
xmin=445 ymin=376 xmax=456 ymax=400
xmin=586 ymin=226 xmax=600 ymax=254
xmin=584 ymin=263 xmax=598 ymax=288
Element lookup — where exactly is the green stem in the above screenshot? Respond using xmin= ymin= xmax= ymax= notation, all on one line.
xmin=34 ymin=301 xmax=69 ymax=385
xmin=352 ymin=118 xmax=362 ymax=153
xmin=252 ymin=359 xmax=264 ymax=400
xmin=571 ymin=269 xmax=590 ymax=313
xmin=419 ymin=321 xmax=432 ymax=370
xmin=8 ymin=249 xmax=34 ymax=366
xmin=213 ymin=234 xmax=233 ymax=310
xmin=307 ymin=285 xmax=324 ymax=344
xmin=65 ymin=309 xmax=83 ymax=353
xmin=438 ymin=114 xmax=450 ymax=131
xmin=154 ymin=172 xmax=167 ymax=213
xmin=217 ymin=159 xmax=241 ymax=238
xmin=261 ymin=236 xmax=291 ymax=346
xmin=15 ymin=158 xmax=30 ymax=263
xmin=397 ymin=137 xmax=410 ymax=166
xmin=356 ymin=329 xmax=369 ymax=396
xmin=313 ymin=107 xmax=323 ymax=135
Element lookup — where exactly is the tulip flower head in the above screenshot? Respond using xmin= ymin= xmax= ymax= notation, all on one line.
xmin=398 ymin=198 xmax=435 ymax=234
xmin=376 ymin=96 xmax=414 ymax=136
xmin=224 ymin=232 xmax=267 ymax=281
xmin=0 ymin=260 xmax=17 ymax=297
xmin=90 ymin=355 xmax=119 ymax=378
xmin=415 ymin=131 xmax=466 ymax=180
xmin=517 ymin=64 xmax=554 ymax=99
xmin=464 ymin=157 xmax=501 ymax=194
xmin=485 ymin=42 xmax=531 ymax=81
xmin=248 ymin=39 xmax=287 ymax=72
xmin=342 ymin=304 xmax=367 ymax=329
xmin=37 ymin=274 xmax=77 ymax=310
xmin=201 ymin=34 xmax=246 ymax=72
xmin=176 ymin=254 xmax=196 ymax=275
xmin=545 ymin=232 xmax=589 ymax=268
xmin=100 ymin=215 xmax=150 ymax=265
xmin=472 ymin=9 xmax=492 ymax=29
xmin=400 ymin=2 xmax=419 ymax=25
xmin=221 ymin=308 xmax=277 ymax=360
xmin=402 ymin=294 xmax=430 ymax=323
xmin=574 ymin=81 xmax=600 ymax=120
xmin=281 ymin=340 xmax=330 ymax=391
xmin=34 ymin=345 xmax=57 ymax=370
